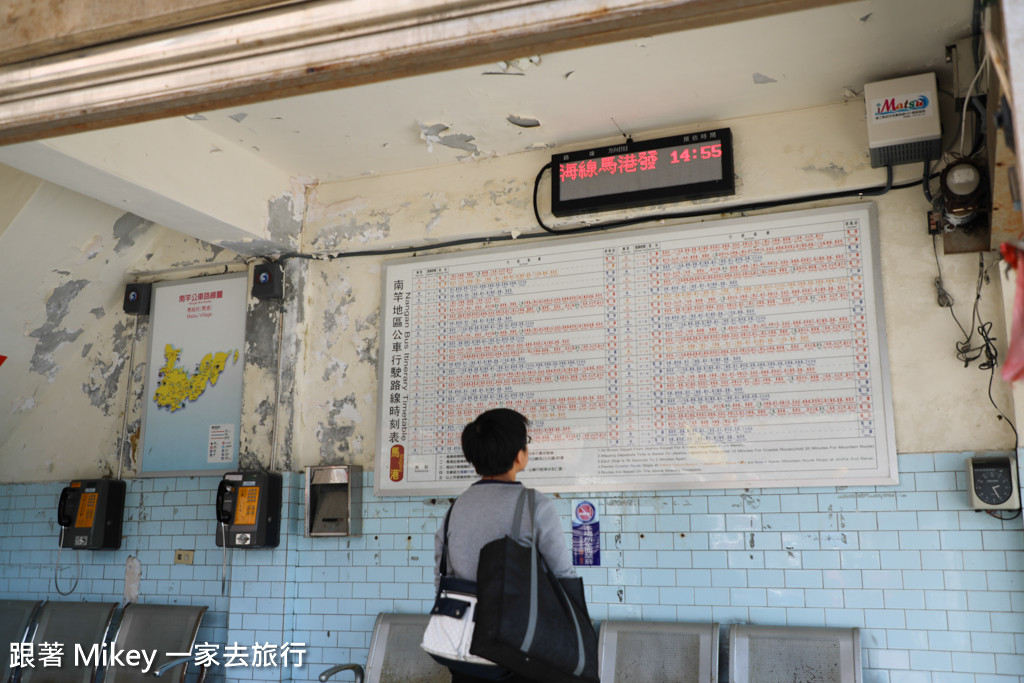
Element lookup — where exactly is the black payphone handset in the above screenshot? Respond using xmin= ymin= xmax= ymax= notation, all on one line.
xmin=57 ymin=479 xmax=126 ymax=549
xmin=57 ymin=487 xmax=76 ymax=528
xmin=216 ymin=479 xmax=237 ymax=525
xmin=215 ymin=471 xmax=281 ymax=548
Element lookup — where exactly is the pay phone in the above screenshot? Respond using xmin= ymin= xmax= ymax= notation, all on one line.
xmin=57 ymin=479 xmax=126 ymax=549
xmin=215 ymin=470 xmax=282 ymax=548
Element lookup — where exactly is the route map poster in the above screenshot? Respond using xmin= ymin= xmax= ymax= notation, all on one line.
xmin=140 ymin=272 xmax=247 ymax=475
xmin=375 ymin=204 xmax=897 ymax=496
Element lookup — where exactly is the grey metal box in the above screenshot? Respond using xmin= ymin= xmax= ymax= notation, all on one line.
xmin=305 ymin=465 xmax=362 ymax=536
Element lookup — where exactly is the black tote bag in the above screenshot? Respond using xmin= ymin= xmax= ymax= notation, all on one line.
xmin=470 ymin=488 xmax=599 ymax=683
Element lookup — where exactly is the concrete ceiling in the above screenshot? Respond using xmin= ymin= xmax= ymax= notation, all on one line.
xmin=0 ymin=0 xmax=977 ymax=250
xmin=183 ymin=0 xmax=974 ymax=183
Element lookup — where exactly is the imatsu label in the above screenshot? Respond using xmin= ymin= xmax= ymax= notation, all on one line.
xmin=872 ymin=94 xmax=931 ymax=121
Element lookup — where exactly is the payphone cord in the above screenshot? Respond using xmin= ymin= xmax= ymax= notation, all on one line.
xmin=54 ymin=527 xmax=82 ymax=596
xmin=220 ymin=522 xmax=228 ymax=596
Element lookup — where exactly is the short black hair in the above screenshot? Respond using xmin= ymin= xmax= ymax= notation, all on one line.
xmin=461 ymin=408 xmax=530 ymax=476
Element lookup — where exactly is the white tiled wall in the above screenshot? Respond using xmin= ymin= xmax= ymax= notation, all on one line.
xmin=1 ymin=451 xmax=1022 ymax=682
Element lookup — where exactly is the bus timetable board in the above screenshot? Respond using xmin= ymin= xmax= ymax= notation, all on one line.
xmin=375 ymin=204 xmax=897 ymax=497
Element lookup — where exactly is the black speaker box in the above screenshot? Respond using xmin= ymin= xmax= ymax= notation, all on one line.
xmin=252 ymin=262 xmax=284 ymax=300
xmin=122 ymin=282 xmax=152 ymax=315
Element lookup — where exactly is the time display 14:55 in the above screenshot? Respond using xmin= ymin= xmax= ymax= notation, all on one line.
xmin=671 ymin=143 xmax=723 ymax=164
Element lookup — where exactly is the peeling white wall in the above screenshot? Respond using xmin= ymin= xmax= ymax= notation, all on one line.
xmin=1 ymin=99 xmax=1017 ymax=483
xmin=296 ymin=101 xmax=1016 ymax=472
xmin=0 ymin=165 xmax=244 ymax=481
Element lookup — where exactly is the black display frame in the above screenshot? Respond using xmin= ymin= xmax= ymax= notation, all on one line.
xmin=550 ymin=127 xmax=734 ymax=217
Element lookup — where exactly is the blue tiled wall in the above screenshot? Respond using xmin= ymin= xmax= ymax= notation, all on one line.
xmin=1 ymin=452 xmax=1022 ymax=682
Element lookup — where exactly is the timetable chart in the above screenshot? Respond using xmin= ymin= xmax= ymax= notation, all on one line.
xmin=376 ymin=204 xmax=896 ymax=496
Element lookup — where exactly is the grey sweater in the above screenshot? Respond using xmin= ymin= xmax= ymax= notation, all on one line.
xmin=434 ymin=480 xmax=577 ymax=587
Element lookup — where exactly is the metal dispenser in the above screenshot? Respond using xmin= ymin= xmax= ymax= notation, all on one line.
xmin=305 ymin=465 xmax=362 ymax=537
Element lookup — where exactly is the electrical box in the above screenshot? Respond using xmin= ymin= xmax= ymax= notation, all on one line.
xmin=215 ymin=470 xmax=282 ymax=548
xmin=58 ymin=479 xmax=126 ymax=549
xmin=305 ymin=465 xmax=362 ymax=537
xmin=864 ymin=73 xmax=942 ymax=167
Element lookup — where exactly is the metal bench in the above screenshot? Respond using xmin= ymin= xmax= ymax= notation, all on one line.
xmin=319 ymin=613 xmax=450 ymax=683
xmin=597 ymin=620 xmax=719 ymax=683
xmin=2 ymin=601 xmax=207 ymax=683
xmin=728 ymin=624 xmax=862 ymax=683
xmin=20 ymin=601 xmax=119 ymax=683
xmin=0 ymin=600 xmax=42 ymax=683
xmin=105 ymin=604 xmax=208 ymax=683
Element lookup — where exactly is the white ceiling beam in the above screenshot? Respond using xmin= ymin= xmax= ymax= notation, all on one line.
xmin=0 ymin=0 xmax=301 ymax=66
xmin=0 ymin=0 xmax=852 ymax=145
xmin=0 ymin=118 xmax=297 ymax=254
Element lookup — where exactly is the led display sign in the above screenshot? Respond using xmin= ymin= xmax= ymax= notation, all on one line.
xmin=550 ymin=127 xmax=734 ymax=216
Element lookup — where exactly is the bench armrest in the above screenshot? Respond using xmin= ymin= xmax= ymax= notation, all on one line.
xmin=319 ymin=663 xmax=365 ymax=683
xmin=154 ymin=657 xmax=207 ymax=683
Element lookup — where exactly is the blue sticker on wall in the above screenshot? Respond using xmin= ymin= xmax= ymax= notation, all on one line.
xmin=572 ymin=499 xmax=600 ymax=567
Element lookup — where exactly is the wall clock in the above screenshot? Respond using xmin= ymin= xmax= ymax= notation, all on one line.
xmin=966 ymin=455 xmax=1020 ymax=510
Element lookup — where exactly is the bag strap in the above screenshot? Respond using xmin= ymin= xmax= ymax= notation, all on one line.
xmin=437 ymin=503 xmax=481 ymax=600
xmin=519 ymin=488 xmax=588 ymax=678
xmin=439 ymin=503 xmax=454 ymax=579
xmin=520 ymin=489 xmax=540 ymax=651
xmin=509 ymin=486 xmax=530 ymax=542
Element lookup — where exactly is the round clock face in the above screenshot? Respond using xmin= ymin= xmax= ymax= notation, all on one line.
xmin=974 ymin=466 xmax=1013 ymax=506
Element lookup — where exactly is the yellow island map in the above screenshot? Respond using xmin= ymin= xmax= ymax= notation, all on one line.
xmin=153 ymin=344 xmax=239 ymax=412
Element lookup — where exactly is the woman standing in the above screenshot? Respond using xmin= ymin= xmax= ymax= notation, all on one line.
xmin=434 ymin=408 xmax=576 ymax=683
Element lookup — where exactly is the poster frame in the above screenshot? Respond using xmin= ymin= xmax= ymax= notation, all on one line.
xmin=138 ymin=271 xmax=248 ymax=477
xmin=374 ymin=203 xmax=897 ymax=497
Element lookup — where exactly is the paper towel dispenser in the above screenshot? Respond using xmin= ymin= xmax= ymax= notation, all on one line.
xmin=305 ymin=465 xmax=361 ymax=537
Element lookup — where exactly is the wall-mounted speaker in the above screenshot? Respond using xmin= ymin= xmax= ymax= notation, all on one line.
xmin=122 ymin=282 xmax=152 ymax=315
xmin=252 ymin=262 xmax=284 ymax=300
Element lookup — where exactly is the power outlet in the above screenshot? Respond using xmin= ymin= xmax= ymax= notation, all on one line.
xmin=174 ymin=549 xmax=195 ymax=565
